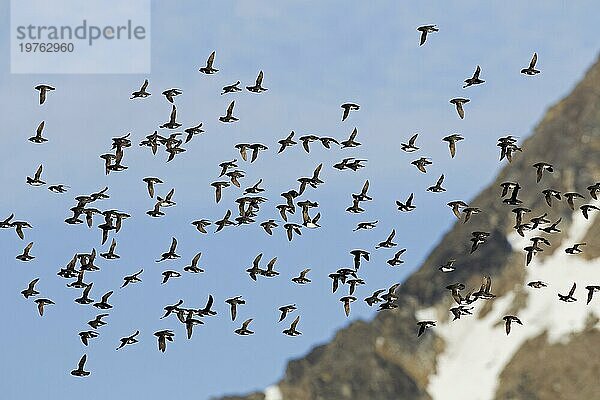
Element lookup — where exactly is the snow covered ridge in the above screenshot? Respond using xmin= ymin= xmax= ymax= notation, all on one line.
xmin=418 ymin=200 xmax=600 ymax=400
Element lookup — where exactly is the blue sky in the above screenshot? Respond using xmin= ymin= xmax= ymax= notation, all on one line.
xmin=0 ymin=1 xmax=598 ymax=399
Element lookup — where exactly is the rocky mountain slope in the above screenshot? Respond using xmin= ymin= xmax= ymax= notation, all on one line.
xmin=219 ymin=54 xmax=600 ymax=400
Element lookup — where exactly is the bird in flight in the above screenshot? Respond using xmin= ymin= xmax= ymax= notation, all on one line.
xmin=502 ymin=315 xmax=523 ymax=335
xmin=449 ymin=98 xmax=470 ymax=119
xmin=199 ymin=51 xmax=218 ymax=74
xmin=29 ymin=121 xmax=48 ymax=144
xmin=219 ymin=101 xmax=238 ymax=123
xmin=131 ymin=79 xmax=151 ymax=99
xmin=246 ymin=71 xmax=268 ymax=93
xmin=521 ymin=52 xmax=540 ymax=75
xmin=341 ymin=103 xmax=360 ymax=121
xmin=70 ymin=354 xmax=90 ymax=377
xmin=222 ymin=81 xmax=241 ymax=95
xmin=35 ymin=84 xmax=55 ymax=105
xmin=401 ymin=133 xmax=419 ymax=153
xmin=417 ymin=25 xmax=438 ymax=46
xmin=463 ymin=65 xmax=485 ymax=88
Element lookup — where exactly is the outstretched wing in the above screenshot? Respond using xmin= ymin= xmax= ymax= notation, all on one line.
xmin=530 ymin=52 xmax=537 ymax=68
xmin=207 ymin=51 xmax=215 ymax=68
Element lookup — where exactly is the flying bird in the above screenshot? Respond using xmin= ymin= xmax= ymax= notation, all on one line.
xmin=416 ymin=320 xmax=436 ymax=337
xmin=463 ymin=65 xmax=485 ymax=88
xmin=222 ymin=81 xmax=241 ymax=95
xmin=282 ymin=315 xmax=302 ymax=336
xmin=70 ymin=354 xmax=90 ymax=377
xmin=449 ymin=98 xmax=470 ymax=119
xmin=116 ymin=331 xmax=140 ymax=350
xmin=442 ymin=134 xmax=464 ymax=158
xmin=131 ymin=79 xmax=151 ymax=99
xmin=29 ymin=121 xmax=48 ymax=144
xmin=246 ymin=71 xmax=268 ymax=93
xmin=26 ymin=164 xmax=45 ymax=186
xmin=35 ymin=84 xmax=55 ymax=105
xmin=521 ymin=52 xmax=540 ymax=75
xmin=234 ymin=319 xmax=255 ymax=336
xmin=401 ymin=133 xmax=419 ymax=152
xmin=502 ymin=315 xmax=523 ymax=335
xmin=34 ymin=298 xmax=54 ymax=316
xmin=417 ymin=25 xmax=438 ymax=46
xmin=21 ymin=278 xmax=40 ymax=299
xmin=341 ymin=103 xmax=360 ymax=121
xmin=558 ymin=282 xmax=577 ymax=302
xmin=199 ymin=51 xmax=218 ymax=74
xmin=219 ymin=101 xmax=238 ymax=123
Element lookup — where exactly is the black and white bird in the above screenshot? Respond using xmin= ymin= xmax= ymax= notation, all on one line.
xmin=199 ymin=51 xmax=218 ymax=74
xmin=417 ymin=25 xmax=438 ymax=46
xmin=521 ymin=52 xmax=540 ymax=75
xmin=502 ymin=315 xmax=523 ymax=335
xmin=246 ymin=71 xmax=268 ymax=93
xmin=463 ymin=65 xmax=485 ymax=88
xmin=131 ymin=79 xmax=151 ymax=99
xmin=35 ymin=84 xmax=55 ymax=105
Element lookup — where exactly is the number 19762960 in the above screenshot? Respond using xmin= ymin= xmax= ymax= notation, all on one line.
xmin=19 ymin=42 xmax=74 ymax=52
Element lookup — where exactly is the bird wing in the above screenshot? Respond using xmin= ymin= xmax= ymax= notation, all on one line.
xmin=28 ymin=278 xmax=39 ymax=290
xmin=313 ymin=163 xmax=323 ymax=179
xmin=109 ymin=238 xmax=117 ymax=253
xmin=192 ymin=252 xmax=201 ymax=266
xmin=147 ymin=181 xmax=155 ymax=198
xmin=34 ymin=164 xmax=43 ymax=180
xmin=230 ymin=303 xmax=237 ymax=321
xmin=342 ymin=106 xmax=350 ymax=121
xmin=253 ymin=253 xmax=263 ymax=267
xmin=408 ymin=134 xmax=418 ymax=146
xmin=530 ymin=52 xmax=537 ymax=68
xmin=419 ymin=30 xmax=427 ymax=46
xmin=227 ymin=101 xmax=235 ymax=116
xmin=170 ymin=237 xmax=178 ymax=252
xmin=36 ymin=121 xmax=45 ymax=136
xmin=312 ymin=212 xmax=321 ymax=224
xmin=290 ymin=315 xmax=300 ymax=330
xmin=437 ymin=174 xmax=445 ymax=186
xmin=456 ymin=102 xmax=465 ymax=119
xmin=300 ymin=268 xmax=310 ymax=278
xmin=361 ymin=180 xmax=369 ymax=195
xmin=207 ymin=51 xmax=215 ymax=68
xmin=102 ymin=291 xmax=113 ymax=302
xmin=78 ymin=354 xmax=87 ymax=369
xmin=256 ymin=71 xmax=263 ymax=85
xmin=349 ymin=128 xmax=357 ymax=140
xmin=387 ymin=229 xmax=396 ymax=241
xmin=267 ymin=257 xmax=277 ymax=271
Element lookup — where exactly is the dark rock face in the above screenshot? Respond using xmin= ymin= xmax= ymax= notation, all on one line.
xmin=220 ymin=55 xmax=600 ymax=400
xmin=495 ymin=318 xmax=600 ymax=400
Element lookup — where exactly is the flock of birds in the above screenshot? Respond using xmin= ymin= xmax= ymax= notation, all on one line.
xmin=5 ymin=27 xmax=600 ymax=378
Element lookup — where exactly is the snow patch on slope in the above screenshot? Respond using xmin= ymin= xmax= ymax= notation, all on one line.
xmin=422 ymin=202 xmax=600 ymax=400
xmin=264 ymin=385 xmax=282 ymax=400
